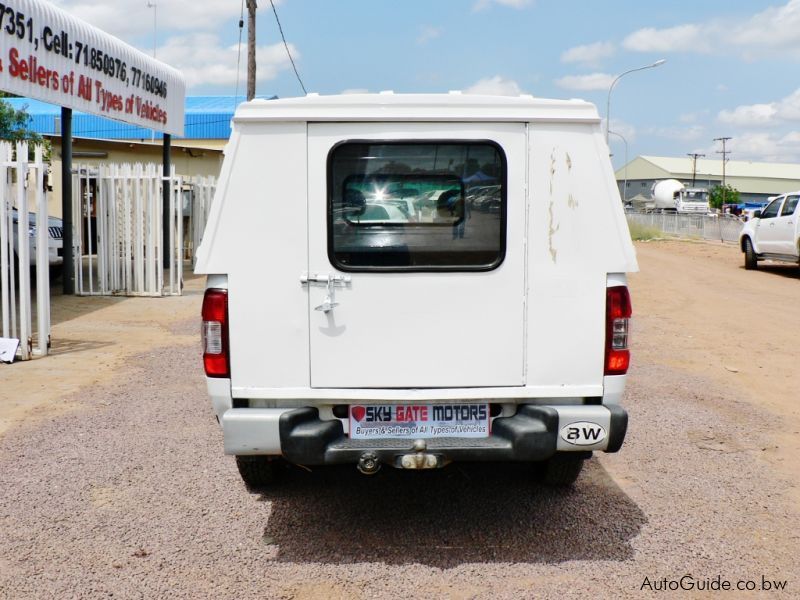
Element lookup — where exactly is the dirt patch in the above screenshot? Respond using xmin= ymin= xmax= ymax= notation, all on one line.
xmin=0 ymin=273 xmax=204 ymax=438
xmin=628 ymin=240 xmax=800 ymax=502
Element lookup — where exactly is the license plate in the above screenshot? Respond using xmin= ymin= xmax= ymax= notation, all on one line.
xmin=348 ymin=404 xmax=490 ymax=439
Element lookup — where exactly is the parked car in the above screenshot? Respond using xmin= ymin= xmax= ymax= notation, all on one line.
xmin=352 ymin=202 xmax=409 ymax=224
xmin=739 ymin=192 xmax=800 ymax=270
xmin=9 ymin=208 xmax=63 ymax=278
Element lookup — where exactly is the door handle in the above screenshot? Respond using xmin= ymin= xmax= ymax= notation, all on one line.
xmin=300 ymin=273 xmax=351 ymax=286
xmin=301 ymin=273 xmax=351 ymax=313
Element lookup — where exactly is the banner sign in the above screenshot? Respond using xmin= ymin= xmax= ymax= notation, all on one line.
xmin=0 ymin=0 xmax=185 ymax=135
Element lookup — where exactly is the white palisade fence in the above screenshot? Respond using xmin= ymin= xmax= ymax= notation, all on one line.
xmin=0 ymin=142 xmax=51 ymax=361
xmin=2 ymin=153 xmax=216 ymax=361
xmin=74 ymin=164 xmax=214 ymax=297
xmin=189 ymin=176 xmax=216 ymax=269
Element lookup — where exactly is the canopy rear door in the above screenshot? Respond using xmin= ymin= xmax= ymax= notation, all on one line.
xmin=307 ymin=122 xmax=527 ymax=388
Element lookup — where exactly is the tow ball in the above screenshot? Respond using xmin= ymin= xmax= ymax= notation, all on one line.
xmin=398 ymin=439 xmax=442 ymax=470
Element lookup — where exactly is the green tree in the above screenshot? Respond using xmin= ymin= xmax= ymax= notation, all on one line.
xmin=0 ymin=98 xmax=42 ymax=143
xmin=709 ymin=183 xmax=740 ymax=210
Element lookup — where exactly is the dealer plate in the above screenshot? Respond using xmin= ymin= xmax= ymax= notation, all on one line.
xmin=349 ymin=404 xmax=490 ymax=440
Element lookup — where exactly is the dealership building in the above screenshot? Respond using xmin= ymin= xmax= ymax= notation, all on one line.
xmin=615 ymin=155 xmax=800 ymax=205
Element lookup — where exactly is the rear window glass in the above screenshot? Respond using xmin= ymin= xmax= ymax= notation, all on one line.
xmin=328 ymin=142 xmax=506 ymax=271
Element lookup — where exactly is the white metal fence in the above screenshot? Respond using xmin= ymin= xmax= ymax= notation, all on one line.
xmin=626 ymin=211 xmax=744 ymax=244
xmin=187 ymin=176 xmax=216 ymax=269
xmin=0 ymin=142 xmax=51 ymax=361
xmin=73 ymin=164 xmax=215 ymax=297
xmin=1 ymin=152 xmax=216 ymax=360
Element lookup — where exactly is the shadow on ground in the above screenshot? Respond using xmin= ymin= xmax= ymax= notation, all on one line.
xmin=255 ymin=459 xmax=646 ymax=568
xmin=49 ymin=338 xmax=114 ymax=356
xmin=749 ymin=264 xmax=800 ymax=279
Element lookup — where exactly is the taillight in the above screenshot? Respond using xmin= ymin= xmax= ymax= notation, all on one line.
xmin=605 ymin=286 xmax=631 ymax=375
xmin=202 ymin=288 xmax=229 ymax=378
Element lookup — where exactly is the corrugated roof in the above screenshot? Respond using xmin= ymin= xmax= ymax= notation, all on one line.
xmin=4 ymin=95 xmax=276 ymax=140
xmin=636 ymin=155 xmax=800 ymax=180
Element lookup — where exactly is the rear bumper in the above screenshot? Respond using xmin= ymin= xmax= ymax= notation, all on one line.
xmin=222 ymin=404 xmax=628 ymax=466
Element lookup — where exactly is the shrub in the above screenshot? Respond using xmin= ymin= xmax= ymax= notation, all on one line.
xmin=628 ymin=221 xmax=663 ymax=241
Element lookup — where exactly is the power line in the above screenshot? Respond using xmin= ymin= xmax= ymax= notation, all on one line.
xmin=686 ymin=152 xmax=705 ymax=187
xmin=234 ymin=0 xmax=245 ymax=109
xmin=268 ymin=0 xmax=307 ymax=94
xmin=713 ymin=137 xmax=732 ymax=207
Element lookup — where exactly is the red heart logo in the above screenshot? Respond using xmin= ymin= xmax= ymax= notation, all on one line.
xmin=352 ymin=406 xmax=366 ymax=422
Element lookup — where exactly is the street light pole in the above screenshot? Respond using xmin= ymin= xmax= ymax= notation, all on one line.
xmin=606 ymin=59 xmax=666 ymax=145
xmin=146 ymin=2 xmax=157 ymax=58
xmin=608 ymin=130 xmax=628 ymax=203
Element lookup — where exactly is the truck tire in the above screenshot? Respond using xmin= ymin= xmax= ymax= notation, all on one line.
xmin=235 ymin=455 xmax=279 ymax=489
xmin=744 ymin=238 xmax=758 ymax=270
xmin=538 ymin=453 xmax=586 ymax=487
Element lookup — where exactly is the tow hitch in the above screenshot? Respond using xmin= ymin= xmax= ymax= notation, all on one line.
xmin=396 ymin=439 xmax=445 ymax=470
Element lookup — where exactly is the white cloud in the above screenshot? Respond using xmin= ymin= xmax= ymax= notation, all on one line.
xmin=417 ymin=25 xmax=442 ymax=45
xmin=51 ymin=0 xmax=266 ymax=39
xmin=561 ymin=42 xmax=615 ymax=67
xmin=622 ymin=24 xmax=709 ymax=53
xmin=622 ymin=1 xmax=800 ymax=59
xmin=464 ymin=76 xmax=524 ymax=96
xmin=555 ymin=73 xmax=614 ymax=91
xmin=473 ymin=0 xmax=533 ymax=11
xmin=647 ymin=125 xmax=706 ymax=142
xmin=51 ymin=0 xmax=300 ymax=91
xmin=722 ymin=131 xmax=800 ymax=162
xmin=718 ymin=89 xmax=800 ymax=127
xmin=718 ymin=103 xmax=778 ymax=127
xmin=606 ymin=120 xmax=637 ymax=143
xmin=157 ymin=34 xmax=296 ymax=89
xmin=731 ymin=0 xmax=800 ymax=53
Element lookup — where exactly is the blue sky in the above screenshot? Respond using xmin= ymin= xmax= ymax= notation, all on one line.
xmin=51 ymin=0 xmax=800 ymax=167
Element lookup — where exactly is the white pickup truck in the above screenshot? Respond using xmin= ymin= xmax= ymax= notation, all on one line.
xmin=740 ymin=192 xmax=800 ymax=269
xmin=195 ymin=93 xmax=637 ymax=487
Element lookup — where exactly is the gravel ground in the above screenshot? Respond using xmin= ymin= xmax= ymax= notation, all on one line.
xmin=0 ymin=311 xmax=797 ymax=599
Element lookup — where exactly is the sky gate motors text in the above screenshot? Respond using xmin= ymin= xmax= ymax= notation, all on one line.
xmin=353 ymin=405 xmax=488 ymax=423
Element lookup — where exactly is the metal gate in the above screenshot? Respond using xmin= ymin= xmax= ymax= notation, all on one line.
xmin=0 ymin=142 xmax=51 ymax=361
xmin=74 ymin=163 xmax=185 ymax=296
xmin=187 ymin=176 xmax=216 ymax=269
xmin=73 ymin=164 xmax=216 ymax=296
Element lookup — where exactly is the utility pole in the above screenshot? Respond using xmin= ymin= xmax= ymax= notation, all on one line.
xmin=714 ymin=137 xmax=732 ymax=208
xmin=246 ymin=0 xmax=257 ymax=101
xmin=687 ymin=153 xmax=704 ymax=187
